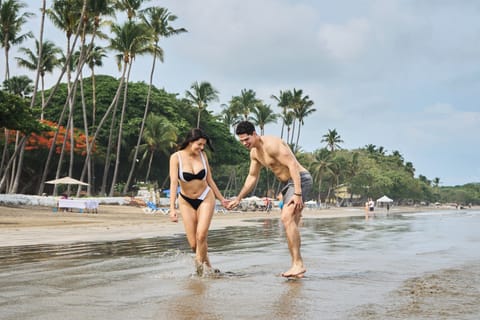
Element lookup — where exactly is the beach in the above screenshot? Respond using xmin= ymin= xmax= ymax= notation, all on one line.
xmin=1 ymin=204 xmax=479 ymax=320
xmin=0 ymin=203 xmax=416 ymax=247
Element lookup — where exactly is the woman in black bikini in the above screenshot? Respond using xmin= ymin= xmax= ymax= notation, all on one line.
xmin=169 ymin=128 xmax=228 ymax=275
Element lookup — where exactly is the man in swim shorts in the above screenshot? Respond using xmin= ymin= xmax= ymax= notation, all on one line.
xmin=227 ymin=121 xmax=313 ymax=278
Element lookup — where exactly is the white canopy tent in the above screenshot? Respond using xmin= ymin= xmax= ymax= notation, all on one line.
xmin=376 ymin=195 xmax=393 ymax=203
xmin=46 ymin=177 xmax=88 ymax=186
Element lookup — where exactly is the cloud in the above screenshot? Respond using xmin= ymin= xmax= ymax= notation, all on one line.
xmin=317 ymin=18 xmax=370 ymax=62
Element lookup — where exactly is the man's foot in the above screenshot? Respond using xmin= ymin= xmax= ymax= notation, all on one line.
xmin=281 ymin=267 xmax=306 ymax=279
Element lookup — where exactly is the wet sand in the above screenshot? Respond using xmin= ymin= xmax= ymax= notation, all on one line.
xmin=1 ymin=204 xmax=479 ymax=319
xmin=0 ymin=203 xmax=431 ymax=247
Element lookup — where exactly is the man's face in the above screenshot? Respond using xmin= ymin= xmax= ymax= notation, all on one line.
xmin=238 ymin=133 xmax=253 ymax=149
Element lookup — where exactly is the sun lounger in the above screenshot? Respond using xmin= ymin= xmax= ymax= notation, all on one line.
xmin=142 ymin=201 xmax=169 ymax=215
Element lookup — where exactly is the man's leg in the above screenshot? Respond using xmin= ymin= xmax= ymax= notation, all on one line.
xmin=280 ymin=204 xmax=306 ymax=277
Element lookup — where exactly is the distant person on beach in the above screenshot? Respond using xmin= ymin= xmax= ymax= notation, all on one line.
xmin=368 ymin=198 xmax=375 ymax=212
xmin=226 ymin=121 xmax=313 ymax=279
xmin=169 ymin=128 xmax=228 ymax=276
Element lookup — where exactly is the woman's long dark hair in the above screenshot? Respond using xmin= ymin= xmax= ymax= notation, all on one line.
xmin=178 ymin=128 xmax=214 ymax=151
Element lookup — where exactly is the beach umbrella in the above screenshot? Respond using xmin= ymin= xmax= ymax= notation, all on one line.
xmin=46 ymin=176 xmax=88 ymax=186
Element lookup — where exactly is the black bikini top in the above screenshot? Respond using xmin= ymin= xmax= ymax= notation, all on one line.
xmin=177 ymin=151 xmax=207 ymax=182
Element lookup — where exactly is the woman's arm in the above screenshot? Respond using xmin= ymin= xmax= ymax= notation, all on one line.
xmin=204 ymin=152 xmax=228 ymax=207
xmin=168 ymin=153 xmax=179 ymax=222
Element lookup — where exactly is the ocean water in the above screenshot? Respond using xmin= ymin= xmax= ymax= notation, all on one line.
xmin=1 ymin=209 xmax=479 ymax=320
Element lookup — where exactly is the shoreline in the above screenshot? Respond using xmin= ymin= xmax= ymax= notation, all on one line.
xmin=0 ymin=204 xmax=468 ymax=247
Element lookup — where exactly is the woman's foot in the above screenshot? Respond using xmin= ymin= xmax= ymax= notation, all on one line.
xmin=281 ymin=266 xmax=306 ymax=278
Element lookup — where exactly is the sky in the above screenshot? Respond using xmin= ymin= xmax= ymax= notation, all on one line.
xmin=5 ymin=0 xmax=480 ymax=186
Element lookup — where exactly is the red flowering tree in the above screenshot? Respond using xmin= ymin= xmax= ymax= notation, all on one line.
xmin=6 ymin=120 xmax=95 ymax=155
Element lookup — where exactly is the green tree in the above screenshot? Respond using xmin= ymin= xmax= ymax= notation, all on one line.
xmin=16 ymin=39 xmax=62 ymax=119
xmin=123 ymin=6 xmax=186 ymax=193
xmin=321 ymin=128 xmax=343 ymax=152
xmin=229 ymin=88 xmax=259 ymax=121
xmin=185 ymin=81 xmax=219 ymax=128
xmin=137 ymin=114 xmax=177 ymax=182
xmin=309 ymin=148 xmax=333 ymax=204
xmin=114 ymin=0 xmax=148 ymax=21
xmin=0 ymin=0 xmax=34 ymax=80
xmin=108 ymin=20 xmax=151 ymax=196
xmin=2 ymin=75 xmax=32 ymax=97
xmin=219 ymin=103 xmax=240 ymax=134
xmin=251 ymin=103 xmax=278 ymax=135
xmin=270 ymin=89 xmax=292 ymax=140
xmin=293 ymin=93 xmax=315 ymax=150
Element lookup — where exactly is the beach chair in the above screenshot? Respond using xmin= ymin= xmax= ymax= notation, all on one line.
xmin=142 ymin=201 xmax=159 ymax=214
xmin=142 ymin=201 xmax=170 ymax=215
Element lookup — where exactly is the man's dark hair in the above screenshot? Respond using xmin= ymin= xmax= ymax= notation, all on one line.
xmin=235 ymin=121 xmax=256 ymax=135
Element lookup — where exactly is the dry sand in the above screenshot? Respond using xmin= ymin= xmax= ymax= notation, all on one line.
xmin=0 ymin=203 xmax=447 ymax=247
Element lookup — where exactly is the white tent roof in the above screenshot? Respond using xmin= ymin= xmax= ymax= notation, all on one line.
xmin=46 ymin=176 xmax=88 ymax=186
xmin=376 ymin=195 xmax=393 ymax=203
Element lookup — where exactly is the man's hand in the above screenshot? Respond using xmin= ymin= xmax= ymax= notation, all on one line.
xmin=227 ymin=198 xmax=240 ymax=210
xmin=287 ymin=194 xmax=304 ymax=210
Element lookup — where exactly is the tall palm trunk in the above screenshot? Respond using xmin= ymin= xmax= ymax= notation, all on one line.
xmin=76 ymin=73 xmax=91 ymax=196
xmin=109 ymin=61 xmax=133 ymax=196
xmin=144 ymin=148 xmax=154 ymax=183
xmin=81 ymin=76 xmax=126 ymax=196
xmin=295 ymin=123 xmax=303 ymax=150
xmin=7 ymin=1 xmax=47 ymax=194
xmin=37 ymin=2 xmax=86 ymax=195
xmin=123 ymin=42 xmax=159 ymax=193
xmin=100 ymin=98 xmax=119 ymax=195
xmin=53 ymin=118 xmax=71 ymax=196
xmin=0 ymin=137 xmax=27 ymax=193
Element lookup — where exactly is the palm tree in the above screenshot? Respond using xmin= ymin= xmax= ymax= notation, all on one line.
xmin=309 ymin=148 xmax=333 ymax=205
xmin=294 ymin=93 xmax=315 ymax=148
xmin=185 ymin=81 xmax=219 ymax=128
xmin=219 ymin=103 xmax=239 ymax=134
xmin=229 ymin=88 xmax=259 ymax=121
xmin=16 ymin=39 xmax=62 ymax=119
xmin=114 ymin=0 xmax=148 ymax=21
xmin=137 ymin=114 xmax=177 ymax=182
xmin=282 ymin=110 xmax=294 ymax=143
xmin=251 ymin=103 xmax=278 ymax=135
xmin=123 ymin=6 xmax=186 ymax=193
xmin=2 ymin=75 xmax=32 ymax=97
xmin=108 ymin=20 xmax=151 ymax=196
xmin=85 ymin=45 xmax=107 ymax=126
xmin=0 ymin=0 xmax=33 ymax=192
xmin=0 ymin=0 xmax=33 ymax=80
xmin=47 ymin=0 xmax=85 ymax=195
xmin=270 ymin=89 xmax=292 ymax=140
xmin=404 ymin=161 xmax=415 ymax=177
xmin=321 ymin=128 xmax=343 ymax=152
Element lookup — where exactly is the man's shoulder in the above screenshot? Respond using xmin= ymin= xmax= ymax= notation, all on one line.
xmin=262 ymin=135 xmax=284 ymax=144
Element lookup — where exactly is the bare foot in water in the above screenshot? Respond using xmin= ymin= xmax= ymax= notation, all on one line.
xmin=281 ymin=266 xmax=306 ymax=279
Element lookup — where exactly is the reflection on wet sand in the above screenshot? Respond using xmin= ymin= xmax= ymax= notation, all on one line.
xmin=0 ymin=210 xmax=479 ymax=320
xmin=163 ymin=278 xmax=212 ymax=320
xmin=270 ymin=280 xmax=305 ymax=319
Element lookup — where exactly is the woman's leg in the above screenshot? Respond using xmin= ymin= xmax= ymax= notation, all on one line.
xmin=178 ymin=198 xmax=198 ymax=253
xmin=195 ymin=192 xmax=215 ymax=267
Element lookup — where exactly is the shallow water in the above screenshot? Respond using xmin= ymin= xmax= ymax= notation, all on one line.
xmin=1 ymin=210 xmax=480 ymax=319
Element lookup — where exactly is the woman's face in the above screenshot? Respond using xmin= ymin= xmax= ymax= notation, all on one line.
xmin=189 ymin=138 xmax=207 ymax=153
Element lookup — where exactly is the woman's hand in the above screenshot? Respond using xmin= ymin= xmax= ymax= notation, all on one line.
xmin=221 ymin=198 xmax=230 ymax=208
xmin=169 ymin=208 xmax=178 ymax=222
